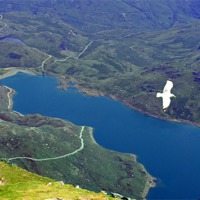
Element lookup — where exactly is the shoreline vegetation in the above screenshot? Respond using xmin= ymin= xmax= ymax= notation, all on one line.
xmin=60 ymin=77 xmax=200 ymax=129
xmin=1 ymin=44 xmax=199 ymax=131
xmin=87 ymin=127 xmax=156 ymax=198
xmin=1 ymin=68 xmax=200 ymax=129
xmin=1 ymin=9 xmax=199 ymax=131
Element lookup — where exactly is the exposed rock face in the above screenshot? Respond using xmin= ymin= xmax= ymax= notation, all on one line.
xmin=0 ymin=178 xmax=6 ymax=185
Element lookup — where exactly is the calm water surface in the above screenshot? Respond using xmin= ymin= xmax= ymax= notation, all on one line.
xmin=0 ymin=37 xmax=25 ymax=45
xmin=1 ymin=73 xmax=200 ymax=199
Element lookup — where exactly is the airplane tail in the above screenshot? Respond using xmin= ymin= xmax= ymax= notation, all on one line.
xmin=156 ymin=92 xmax=163 ymax=98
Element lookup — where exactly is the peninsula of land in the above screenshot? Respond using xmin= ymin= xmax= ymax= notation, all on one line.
xmin=0 ymin=85 xmax=155 ymax=199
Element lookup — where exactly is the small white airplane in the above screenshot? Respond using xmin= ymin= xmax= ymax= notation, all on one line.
xmin=156 ymin=80 xmax=176 ymax=112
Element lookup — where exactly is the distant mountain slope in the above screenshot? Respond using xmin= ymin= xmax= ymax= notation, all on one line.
xmin=1 ymin=1 xmax=200 ymax=126
xmin=1 ymin=0 xmax=200 ymax=33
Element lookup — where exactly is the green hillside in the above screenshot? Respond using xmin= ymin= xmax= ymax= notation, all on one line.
xmin=0 ymin=162 xmax=115 ymax=200
xmin=1 ymin=1 xmax=200 ymax=126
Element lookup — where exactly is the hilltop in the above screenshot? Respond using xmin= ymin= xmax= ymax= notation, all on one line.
xmin=0 ymin=161 xmax=115 ymax=200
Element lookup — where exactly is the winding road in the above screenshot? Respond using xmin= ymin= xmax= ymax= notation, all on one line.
xmin=4 ymin=85 xmax=24 ymax=116
xmin=1 ymin=14 xmax=89 ymax=163
xmin=2 ymin=86 xmax=86 ymax=162
xmin=39 ymin=40 xmax=93 ymax=72
xmin=0 ymin=14 xmax=7 ymax=32
xmin=52 ymin=40 xmax=94 ymax=65
xmin=76 ymin=41 xmax=94 ymax=59
xmin=6 ymin=126 xmax=85 ymax=162
xmin=52 ymin=56 xmax=70 ymax=65
xmin=40 ymin=54 xmax=52 ymax=72
xmin=4 ymin=85 xmax=13 ymax=110
xmin=1 ymin=14 xmax=93 ymax=73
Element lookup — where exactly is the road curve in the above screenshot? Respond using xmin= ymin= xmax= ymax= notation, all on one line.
xmin=0 ymin=14 xmax=8 ymax=31
xmin=4 ymin=85 xmax=13 ymax=110
xmin=6 ymin=126 xmax=85 ymax=162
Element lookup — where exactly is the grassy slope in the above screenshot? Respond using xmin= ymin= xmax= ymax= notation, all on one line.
xmin=0 ymin=162 xmax=114 ymax=200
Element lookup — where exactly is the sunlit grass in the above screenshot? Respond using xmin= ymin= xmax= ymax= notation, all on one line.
xmin=0 ymin=162 xmax=113 ymax=200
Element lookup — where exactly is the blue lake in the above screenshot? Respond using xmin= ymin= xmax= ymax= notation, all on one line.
xmin=0 ymin=37 xmax=25 ymax=45
xmin=1 ymin=73 xmax=200 ymax=199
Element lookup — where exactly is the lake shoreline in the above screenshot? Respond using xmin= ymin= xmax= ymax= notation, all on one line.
xmin=88 ymin=126 xmax=156 ymax=198
xmin=2 ymin=70 xmax=200 ymax=198
xmin=1 ymin=68 xmax=199 ymax=129
xmin=0 ymin=68 xmax=35 ymax=80
xmin=0 ymin=69 xmax=156 ymax=198
xmin=71 ymin=83 xmax=200 ymax=129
